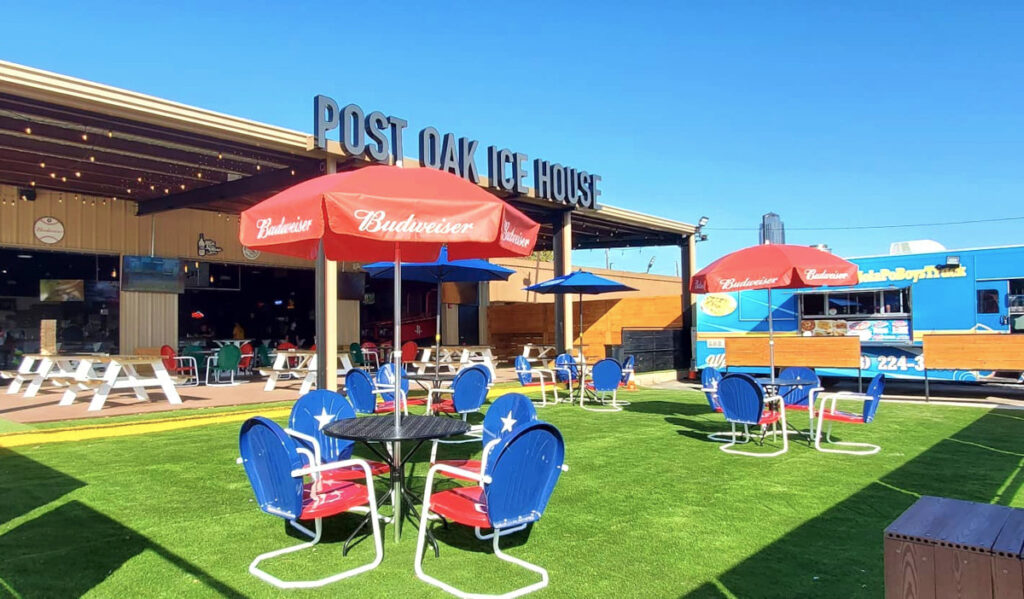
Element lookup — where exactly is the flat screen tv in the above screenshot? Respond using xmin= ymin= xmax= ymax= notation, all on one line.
xmin=40 ymin=279 xmax=85 ymax=302
xmin=121 ymin=256 xmax=184 ymax=293
xmin=339 ymin=272 xmax=366 ymax=301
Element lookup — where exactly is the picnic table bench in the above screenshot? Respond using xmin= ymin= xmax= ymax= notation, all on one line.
xmin=47 ymin=354 xmax=183 ymax=411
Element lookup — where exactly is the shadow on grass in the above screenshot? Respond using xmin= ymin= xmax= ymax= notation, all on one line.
xmin=682 ymin=409 xmax=1024 ymax=599
xmin=0 ymin=449 xmax=85 ymax=524
xmin=0 ymin=451 xmax=247 ymax=598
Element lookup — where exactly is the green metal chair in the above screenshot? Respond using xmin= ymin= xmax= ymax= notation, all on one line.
xmin=256 ymin=345 xmax=272 ymax=369
xmin=206 ymin=344 xmax=241 ymax=385
xmin=349 ymin=343 xmax=364 ymax=367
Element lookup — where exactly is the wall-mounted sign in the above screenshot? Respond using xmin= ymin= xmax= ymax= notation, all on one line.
xmin=699 ymin=293 xmax=737 ymax=317
xmin=313 ymin=96 xmax=601 ymax=210
xmin=242 ymin=247 xmax=261 ymax=261
xmin=197 ymin=234 xmax=222 ymax=257
xmin=33 ymin=216 xmax=65 ymax=244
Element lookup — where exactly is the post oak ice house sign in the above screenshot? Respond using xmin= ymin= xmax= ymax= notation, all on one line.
xmin=313 ymin=95 xmax=601 ymax=209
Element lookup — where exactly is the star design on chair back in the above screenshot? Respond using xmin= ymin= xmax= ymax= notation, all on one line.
xmin=500 ymin=411 xmax=517 ymax=433
xmin=314 ymin=407 xmax=334 ymax=430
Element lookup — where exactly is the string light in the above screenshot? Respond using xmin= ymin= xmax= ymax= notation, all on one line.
xmin=290 ymin=169 xmax=295 ymax=176
xmin=137 ymin=177 xmax=142 ymax=183
xmin=24 ymin=127 xmax=31 ymax=134
xmin=107 ymin=130 xmax=113 ymax=138
xmin=164 ymin=188 xmax=169 ymax=194
xmin=126 ymin=188 xmax=132 ymax=194
xmin=50 ymin=173 xmax=56 ymax=178
xmin=89 ymin=156 xmax=95 ymax=162
xmin=39 ymin=162 xmax=45 ymax=168
xmin=180 ymin=184 xmax=186 ymax=190
xmin=149 ymin=185 xmax=155 ymax=191
xmin=256 ymin=164 xmax=261 ymax=171
xmin=74 ymin=171 xmax=81 ymax=178
xmin=82 ymin=133 xmax=88 ymax=141
xmin=61 ymin=176 xmax=67 ymax=182
xmin=209 ymin=275 xmax=214 ymax=283
xmin=217 ymin=153 xmax=223 ymax=160
xmin=111 ymin=268 xmax=117 ymax=278
xmin=196 ymin=172 xmax=202 ymax=179
xmin=90 ymin=200 xmax=95 ymax=207
xmin=30 ymin=181 xmax=35 ymax=187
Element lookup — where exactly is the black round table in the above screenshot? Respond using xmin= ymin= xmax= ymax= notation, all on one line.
xmin=324 ymin=414 xmax=470 ymax=551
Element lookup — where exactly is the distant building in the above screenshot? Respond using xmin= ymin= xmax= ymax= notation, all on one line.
xmin=760 ymin=213 xmax=785 ymax=245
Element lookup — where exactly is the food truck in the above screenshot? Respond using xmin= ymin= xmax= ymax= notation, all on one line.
xmin=695 ymin=243 xmax=1024 ymax=381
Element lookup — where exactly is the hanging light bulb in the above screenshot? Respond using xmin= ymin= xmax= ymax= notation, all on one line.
xmin=82 ymin=133 xmax=88 ymax=141
xmin=74 ymin=171 xmax=81 ymax=178
xmin=111 ymin=268 xmax=117 ymax=278
xmin=209 ymin=275 xmax=214 ymax=283
xmin=196 ymin=172 xmax=202 ymax=179
xmin=217 ymin=153 xmax=223 ymax=160
xmin=137 ymin=177 xmax=142 ymax=183
xmin=29 ymin=181 xmax=35 ymax=187
xmin=50 ymin=173 xmax=56 ymax=178
xmin=24 ymin=127 xmax=31 ymax=134
xmin=107 ymin=130 xmax=113 ymax=138
xmin=39 ymin=162 xmax=45 ymax=168
xmin=184 ymin=264 xmax=189 ymax=273
xmin=89 ymin=156 xmax=95 ymax=162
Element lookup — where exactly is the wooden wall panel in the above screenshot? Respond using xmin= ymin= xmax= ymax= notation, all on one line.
xmin=0 ymin=184 xmax=324 ymax=270
xmin=725 ymin=336 xmax=861 ymax=368
xmin=923 ymin=334 xmax=1024 ymax=370
xmin=119 ymin=291 xmax=177 ymax=354
xmin=488 ymin=295 xmax=682 ymax=362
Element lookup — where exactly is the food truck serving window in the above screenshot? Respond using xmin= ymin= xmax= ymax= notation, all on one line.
xmin=800 ymin=288 xmax=910 ymax=319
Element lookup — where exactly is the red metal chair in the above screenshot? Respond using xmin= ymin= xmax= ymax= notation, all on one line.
xmin=238 ymin=342 xmax=254 ymax=376
xmin=160 ymin=345 xmax=198 ymax=386
xmin=401 ymin=341 xmax=418 ymax=365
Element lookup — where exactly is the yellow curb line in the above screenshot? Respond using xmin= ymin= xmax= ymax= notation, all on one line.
xmin=0 ymin=406 xmax=292 ymax=448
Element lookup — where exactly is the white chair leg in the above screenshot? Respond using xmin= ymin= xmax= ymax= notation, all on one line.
xmin=814 ymin=406 xmax=880 ymax=455
xmin=580 ymin=390 xmax=622 ymax=413
xmin=415 ymin=488 xmax=549 ymax=599
xmin=720 ymin=413 xmax=789 ymax=458
xmin=708 ymin=423 xmax=751 ymax=443
xmin=249 ymin=510 xmax=383 ymax=589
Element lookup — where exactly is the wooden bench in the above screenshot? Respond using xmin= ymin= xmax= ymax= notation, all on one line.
xmin=921 ymin=334 xmax=1024 ymax=399
xmin=724 ymin=336 xmax=862 ymax=369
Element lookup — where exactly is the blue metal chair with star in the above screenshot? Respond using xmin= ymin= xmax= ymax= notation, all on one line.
xmin=426 ymin=365 xmax=489 ymax=422
xmin=814 ymin=373 xmax=884 ymax=455
xmin=716 ymin=373 xmax=789 ymax=457
xmin=428 ymin=392 xmax=539 ymax=482
xmin=514 ymin=355 xmax=559 ymax=406
xmin=346 ymin=369 xmax=400 ymax=414
xmin=376 ymin=363 xmax=422 ymax=413
xmin=700 ymin=367 xmax=744 ymax=443
xmin=415 ymin=418 xmax=567 ymax=598
xmin=581 ymin=358 xmax=625 ymax=412
xmin=554 ymin=353 xmax=581 ymax=401
xmin=286 ymin=390 xmax=390 ymax=495
xmin=238 ymin=416 xmax=383 ymax=589
xmin=777 ymin=366 xmax=824 ymax=439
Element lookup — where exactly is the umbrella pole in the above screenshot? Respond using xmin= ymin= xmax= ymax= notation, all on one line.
xmin=768 ymin=287 xmax=775 ymax=383
xmin=435 ymin=280 xmax=442 ymax=388
xmin=578 ymin=291 xmax=584 ymax=400
xmin=392 ymin=243 xmax=402 ymax=542
xmin=315 ymin=241 xmax=327 ymax=391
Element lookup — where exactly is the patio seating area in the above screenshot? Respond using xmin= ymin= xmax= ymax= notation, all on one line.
xmin=1 ymin=384 xmax=1021 ymax=597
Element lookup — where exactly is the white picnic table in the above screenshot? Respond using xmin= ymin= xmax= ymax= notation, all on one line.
xmin=4 ymin=353 xmax=105 ymax=398
xmin=43 ymin=354 xmax=183 ymax=411
xmin=522 ymin=343 xmax=557 ymax=366
xmin=440 ymin=345 xmax=497 ymax=379
xmin=259 ymin=350 xmax=354 ymax=394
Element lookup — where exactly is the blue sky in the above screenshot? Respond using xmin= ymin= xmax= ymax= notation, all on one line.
xmin=2 ymin=1 xmax=1022 ymax=275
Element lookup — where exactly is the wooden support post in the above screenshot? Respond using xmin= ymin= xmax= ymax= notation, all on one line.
xmin=552 ymin=210 xmax=572 ymax=354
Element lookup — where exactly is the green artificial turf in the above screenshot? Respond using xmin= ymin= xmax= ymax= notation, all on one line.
xmin=0 ymin=389 xmax=1022 ymax=598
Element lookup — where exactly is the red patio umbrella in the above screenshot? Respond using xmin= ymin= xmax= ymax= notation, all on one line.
xmin=690 ymin=244 xmax=859 ymax=381
xmin=239 ymin=164 xmax=538 ymax=422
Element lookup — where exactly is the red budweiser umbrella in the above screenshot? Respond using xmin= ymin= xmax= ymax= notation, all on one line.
xmin=239 ymin=165 xmax=539 ymax=457
xmin=240 ymin=166 xmax=539 ymax=262
xmin=690 ymin=244 xmax=858 ymax=381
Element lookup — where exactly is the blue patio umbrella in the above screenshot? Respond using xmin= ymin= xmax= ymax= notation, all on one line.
xmin=364 ymin=246 xmax=514 ymax=384
xmin=525 ymin=271 xmax=636 ymax=395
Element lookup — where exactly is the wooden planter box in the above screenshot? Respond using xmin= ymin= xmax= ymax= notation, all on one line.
xmin=885 ymin=496 xmax=1024 ymax=598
